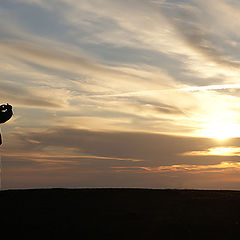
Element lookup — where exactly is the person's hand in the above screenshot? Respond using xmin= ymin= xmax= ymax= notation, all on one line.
xmin=0 ymin=103 xmax=12 ymax=111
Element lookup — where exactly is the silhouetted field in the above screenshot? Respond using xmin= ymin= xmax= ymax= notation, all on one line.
xmin=1 ymin=188 xmax=240 ymax=239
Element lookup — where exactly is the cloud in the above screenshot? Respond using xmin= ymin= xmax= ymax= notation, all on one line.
xmin=9 ymin=0 xmax=50 ymax=8
xmin=183 ymin=146 xmax=240 ymax=156
xmin=0 ymin=39 xmax=179 ymax=92
xmin=6 ymin=127 xmax=240 ymax=166
xmin=0 ymin=79 xmax=72 ymax=109
xmin=0 ymin=40 xmax=112 ymax=76
xmin=4 ymin=0 xmax=240 ymax=80
xmin=181 ymin=84 xmax=240 ymax=92
xmin=3 ymin=0 xmax=240 ymax=138
xmin=149 ymin=104 xmax=186 ymax=115
xmin=55 ymin=0 xmax=240 ymax=78
xmin=112 ymin=161 xmax=240 ymax=174
xmin=4 ymin=126 xmax=240 ymax=189
xmin=4 ymin=127 xmax=240 ymax=189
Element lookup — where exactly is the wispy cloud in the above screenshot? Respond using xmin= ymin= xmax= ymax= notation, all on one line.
xmin=0 ymin=80 xmax=70 ymax=108
xmin=182 ymin=84 xmax=240 ymax=92
xmin=2 ymin=0 xmax=240 ymax=137
xmin=112 ymin=161 xmax=240 ymax=173
xmin=183 ymin=146 xmax=240 ymax=157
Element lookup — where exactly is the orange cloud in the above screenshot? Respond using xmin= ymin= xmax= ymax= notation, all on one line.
xmin=112 ymin=161 xmax=240 ymax=173
xmin=182 ymin=147 xmax=240 ymax=156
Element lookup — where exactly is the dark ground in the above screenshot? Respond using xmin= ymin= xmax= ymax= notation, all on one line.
xmin=1 ymin=188 xmax=240 ymax=239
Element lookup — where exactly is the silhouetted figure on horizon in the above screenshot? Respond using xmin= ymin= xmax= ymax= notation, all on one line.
xmin=0 ymin=103 xmax=13 ymax=145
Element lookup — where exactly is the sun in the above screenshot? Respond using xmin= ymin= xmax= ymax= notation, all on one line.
xmin=200 ymin=122 xmax=240 ymax=140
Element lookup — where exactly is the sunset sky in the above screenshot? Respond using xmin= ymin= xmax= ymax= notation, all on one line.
xmin=2 ymin=0 xmax=240 ymax=189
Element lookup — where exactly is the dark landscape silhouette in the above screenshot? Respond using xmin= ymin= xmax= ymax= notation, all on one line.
xmin=1 ymin=188 xmax=240 ymax=239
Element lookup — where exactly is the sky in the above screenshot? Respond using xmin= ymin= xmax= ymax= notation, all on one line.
xmin=2 ymin=0 xmax=240 ymax=189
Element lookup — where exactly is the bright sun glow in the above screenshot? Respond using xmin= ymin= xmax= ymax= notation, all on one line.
xmin=200 ymin=122 xmax=240 ymax=140
xmin=208 ymin=147 xmax=240 ymax=156
xmin=183 ymin=146 xmax=240 ymax=156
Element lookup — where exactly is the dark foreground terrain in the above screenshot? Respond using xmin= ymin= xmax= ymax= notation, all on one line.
xmin=1 ymin=188 xmax=240 ymax=239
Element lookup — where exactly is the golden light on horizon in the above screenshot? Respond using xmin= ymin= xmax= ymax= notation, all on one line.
xmin=199 ymin=122 xmax=240 ymax=140
xmin=207 ymin=147 xmax=240 ymax=156
xmin=183 ymin=146 xmax=240 ymax=156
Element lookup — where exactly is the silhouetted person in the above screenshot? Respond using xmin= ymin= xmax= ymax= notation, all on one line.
xmin=0 ymin=103 xmax=13 ymax=145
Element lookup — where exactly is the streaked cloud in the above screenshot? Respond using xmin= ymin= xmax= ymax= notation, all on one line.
xmin=112 ymin=161 xmax=240 ymax=173
xmin=4 ymin=127 xmax=240 ymax=166
xmin=182 ymin=84 xmax=240 ymax=92
xmin=183 ymin=146 xmax=240 ymax=157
